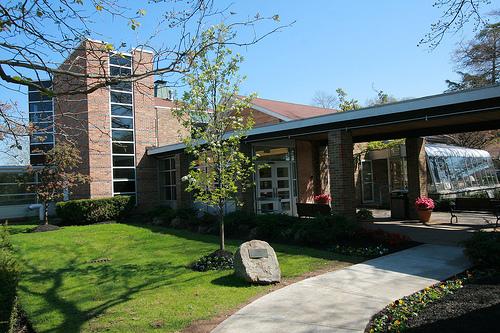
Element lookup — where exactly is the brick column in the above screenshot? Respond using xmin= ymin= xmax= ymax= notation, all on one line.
xmin=328 ymin=130 xmax=356 ymax=218
xmin=406 ymin=137 xmax=428 ymax=219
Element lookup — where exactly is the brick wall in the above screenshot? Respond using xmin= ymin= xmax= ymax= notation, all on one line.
xmin=242 ymin=108 xmax=281 ymax=127
xmin=296 ymin=140 xmax=315 ymax=203
xmin=132 ymin=49 xmax=160 ymax=209
xmin=328 ymin=130 xmax=356 ymax=217
xmin=406 ymin=137 xmax=428 ymax=219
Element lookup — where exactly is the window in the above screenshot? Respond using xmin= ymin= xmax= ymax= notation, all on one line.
xmin=28 ymin=80 xmax=54 ymax=165
xmin=112 ymin=130 xmax=133 ymax=142
xmin=113 ymin=156 xmax=135 ymax=167
xmin=159 ymin=157 xmax=177 ymax=201
xmin=109 ymin=53 xmax=135 ymax=196
xmin=361 ymin=160 xmax=374 ymax=202
xmin=111 ymin=104 xmax=133 ymax=117
xmin=111 ymin=117 xmax=133 ymax=129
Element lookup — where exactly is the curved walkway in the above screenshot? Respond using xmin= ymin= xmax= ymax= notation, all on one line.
xmin=212 ymin=244 xmax=471 ymax=333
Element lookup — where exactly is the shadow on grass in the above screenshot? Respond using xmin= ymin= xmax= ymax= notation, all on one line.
xmin=17 ymin=256 xmax=203 ymax=333
xmin=125 ymin=222 xmax=362 ymax=264
xmin=210 ymin=273 xmax=252 ymax=287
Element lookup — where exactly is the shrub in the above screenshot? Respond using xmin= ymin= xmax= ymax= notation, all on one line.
xmin=224 ymin=210 xmax=258 ymax=237
xmin=191 ymin=250 xmax=234 ymax=271
xmin=148 ymin=206 xmax=176 ymax=225
xmin=0 ymin=227 xmax=20 ymax=333
xmin=56 ymin=196 xmax=134 ymax=225
xmin=356 ymin=208 xmax=373 ymax=221
xmin=463 ymin=231 xmax=500 ymax=269
xmin=291 ymin=214 xmax=360 ymax=246
xmin=360 ymin=229 xmax=411 ymax=249
xmin=254 ymin=214 xmax=301 ymax=242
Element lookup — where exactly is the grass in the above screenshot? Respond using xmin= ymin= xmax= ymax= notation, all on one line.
xmin=7 ymin=222 xmax=361 ymax=333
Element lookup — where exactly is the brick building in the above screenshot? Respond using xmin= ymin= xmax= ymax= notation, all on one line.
xmin=26 ymin=41 xmax=500 ymax=218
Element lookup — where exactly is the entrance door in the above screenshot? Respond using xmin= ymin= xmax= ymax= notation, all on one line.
xmin=256 ymin=162 xmax=294 ymax=215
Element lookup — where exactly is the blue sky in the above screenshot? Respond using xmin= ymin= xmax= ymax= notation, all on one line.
xmin=0 ymin=0 xmax=497 ymax=164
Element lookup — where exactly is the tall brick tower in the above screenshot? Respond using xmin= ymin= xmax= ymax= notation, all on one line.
xmin=28 ymin=39 xmax=161 ymax=207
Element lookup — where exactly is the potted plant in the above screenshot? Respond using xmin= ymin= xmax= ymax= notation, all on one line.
xmin=415 ymin=197 xmax=435 ymax=223
xmin=314 ymin=194 xmax=331 ymax=205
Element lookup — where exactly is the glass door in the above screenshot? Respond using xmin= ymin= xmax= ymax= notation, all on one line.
xmin=256 ymin=162 xmax=294 ymax=215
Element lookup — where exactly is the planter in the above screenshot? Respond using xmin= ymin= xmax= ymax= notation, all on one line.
xmin=297 ymin=203 xmax=331 ymax=218
xmin=416 ymin=209 xmax=432 ymax=223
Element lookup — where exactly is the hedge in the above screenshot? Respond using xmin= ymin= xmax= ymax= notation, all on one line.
xmin=56 ymin=196 xmax=134 ymax=225
xmin=0 ymin=227 xmax=20 ymax=333
xmin=463 ymin=231 xmax=500 ymax=269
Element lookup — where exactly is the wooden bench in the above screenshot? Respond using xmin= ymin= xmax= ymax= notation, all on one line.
xmin=449 ymin=197 xmax=500 ymax=227
xmin=296 ymin=203 xmax=331 ymax=218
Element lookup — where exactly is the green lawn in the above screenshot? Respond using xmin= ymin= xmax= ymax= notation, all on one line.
xmin=8 ymin=222 xmax=360 ymax=333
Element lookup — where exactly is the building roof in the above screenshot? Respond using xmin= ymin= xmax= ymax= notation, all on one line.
xmin=147 ymin=85 xmax=500 ymax=156
xmin=154 ymin=97 xmax=175 ymax=108
xmin=246 ymin=97 xmax=336 ymax=121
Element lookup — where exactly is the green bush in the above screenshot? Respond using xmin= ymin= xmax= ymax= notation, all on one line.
xmin=224 ymin=210 xmax=258 ymax=237
xmin=0 ymin=227 xmax=20 ymax=333
xmin=255 ymin=214 xmax=301 ymax=242
xmin=292 ymin=214 xmax=360 ymax=246
xmin=463 ymin=231 xmax=500 ymax=269
xmin=148 ymin=206 xmax=177 ymax=225
xmin=56 ymin=196 xmax=134 ymax=225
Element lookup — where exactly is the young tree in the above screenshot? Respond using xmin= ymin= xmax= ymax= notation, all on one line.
xmin=28 ymin=143 xmax=90 ymax=225
xmin=173 ymin=25 xmax=255 ymax=251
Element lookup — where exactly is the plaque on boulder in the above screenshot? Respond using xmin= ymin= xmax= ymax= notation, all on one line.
xmin=234 ymin=240 xmax=281 ymax=284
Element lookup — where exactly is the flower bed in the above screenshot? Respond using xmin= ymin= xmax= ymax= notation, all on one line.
xmin=330 ymin=244 xmax=389 ymax=258
xmin=366 ymin=272 xmax=471 ymax=332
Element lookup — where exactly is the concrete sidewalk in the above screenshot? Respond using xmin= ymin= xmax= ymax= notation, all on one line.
xmin=212 ymin=244 xmax=471 ymax=333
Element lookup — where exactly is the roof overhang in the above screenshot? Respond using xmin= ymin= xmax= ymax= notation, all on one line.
xmin=148 ymin=85 xmax=500 ymax=156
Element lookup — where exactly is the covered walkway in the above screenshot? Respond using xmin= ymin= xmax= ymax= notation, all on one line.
xmin=212 ymin=244 xmax=471 ymax=333
xmin=362 ymin=209 xmax=498 ymax=245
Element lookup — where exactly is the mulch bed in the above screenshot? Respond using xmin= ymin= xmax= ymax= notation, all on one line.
xmin=404 ymin=272 xmax=500 ymax=333
xmin=31 ymin=224 xmax=60 ymax=232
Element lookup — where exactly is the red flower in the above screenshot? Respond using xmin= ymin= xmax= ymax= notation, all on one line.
xmin=415 ymin=197 xmax=435 ymax=210
xmin=314 ymin=194 xmax=331 ymax=204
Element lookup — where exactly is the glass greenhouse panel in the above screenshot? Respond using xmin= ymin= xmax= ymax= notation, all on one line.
xmin=425 ymin=144 xmax=499 ymax=194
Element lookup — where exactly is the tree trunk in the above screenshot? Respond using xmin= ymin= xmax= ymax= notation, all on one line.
xmin=219 ymin=205 xmax=225 ymax=251
xmin=44 ymin=201 xmax=49 ymax=225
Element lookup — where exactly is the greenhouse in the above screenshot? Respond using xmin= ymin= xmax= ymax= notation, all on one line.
xmin=425 ymin=144 xmax=499 ymax=196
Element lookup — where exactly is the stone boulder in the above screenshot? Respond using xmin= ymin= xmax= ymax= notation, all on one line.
xmin=234 ymin=240 xmax=281 ymax=284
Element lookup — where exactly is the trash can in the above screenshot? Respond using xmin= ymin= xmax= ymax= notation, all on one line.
xmin=391 ymin=190 xmax=408 ymax=219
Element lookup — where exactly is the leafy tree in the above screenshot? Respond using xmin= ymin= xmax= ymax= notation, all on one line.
xmin=173 ymin=25 xmax=255 ymax=251
xmin=444 ymin=22 xmax=499 ymax=149
xmin=336 ymin=88 xmax=361 ymax=112
xmin=446 ymin=22 xmax=499 ymax=90
xmin=367 ymin=89 xmax=398 ymax=106
xmin=28 ymin=143 xmax=90 ymax=225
